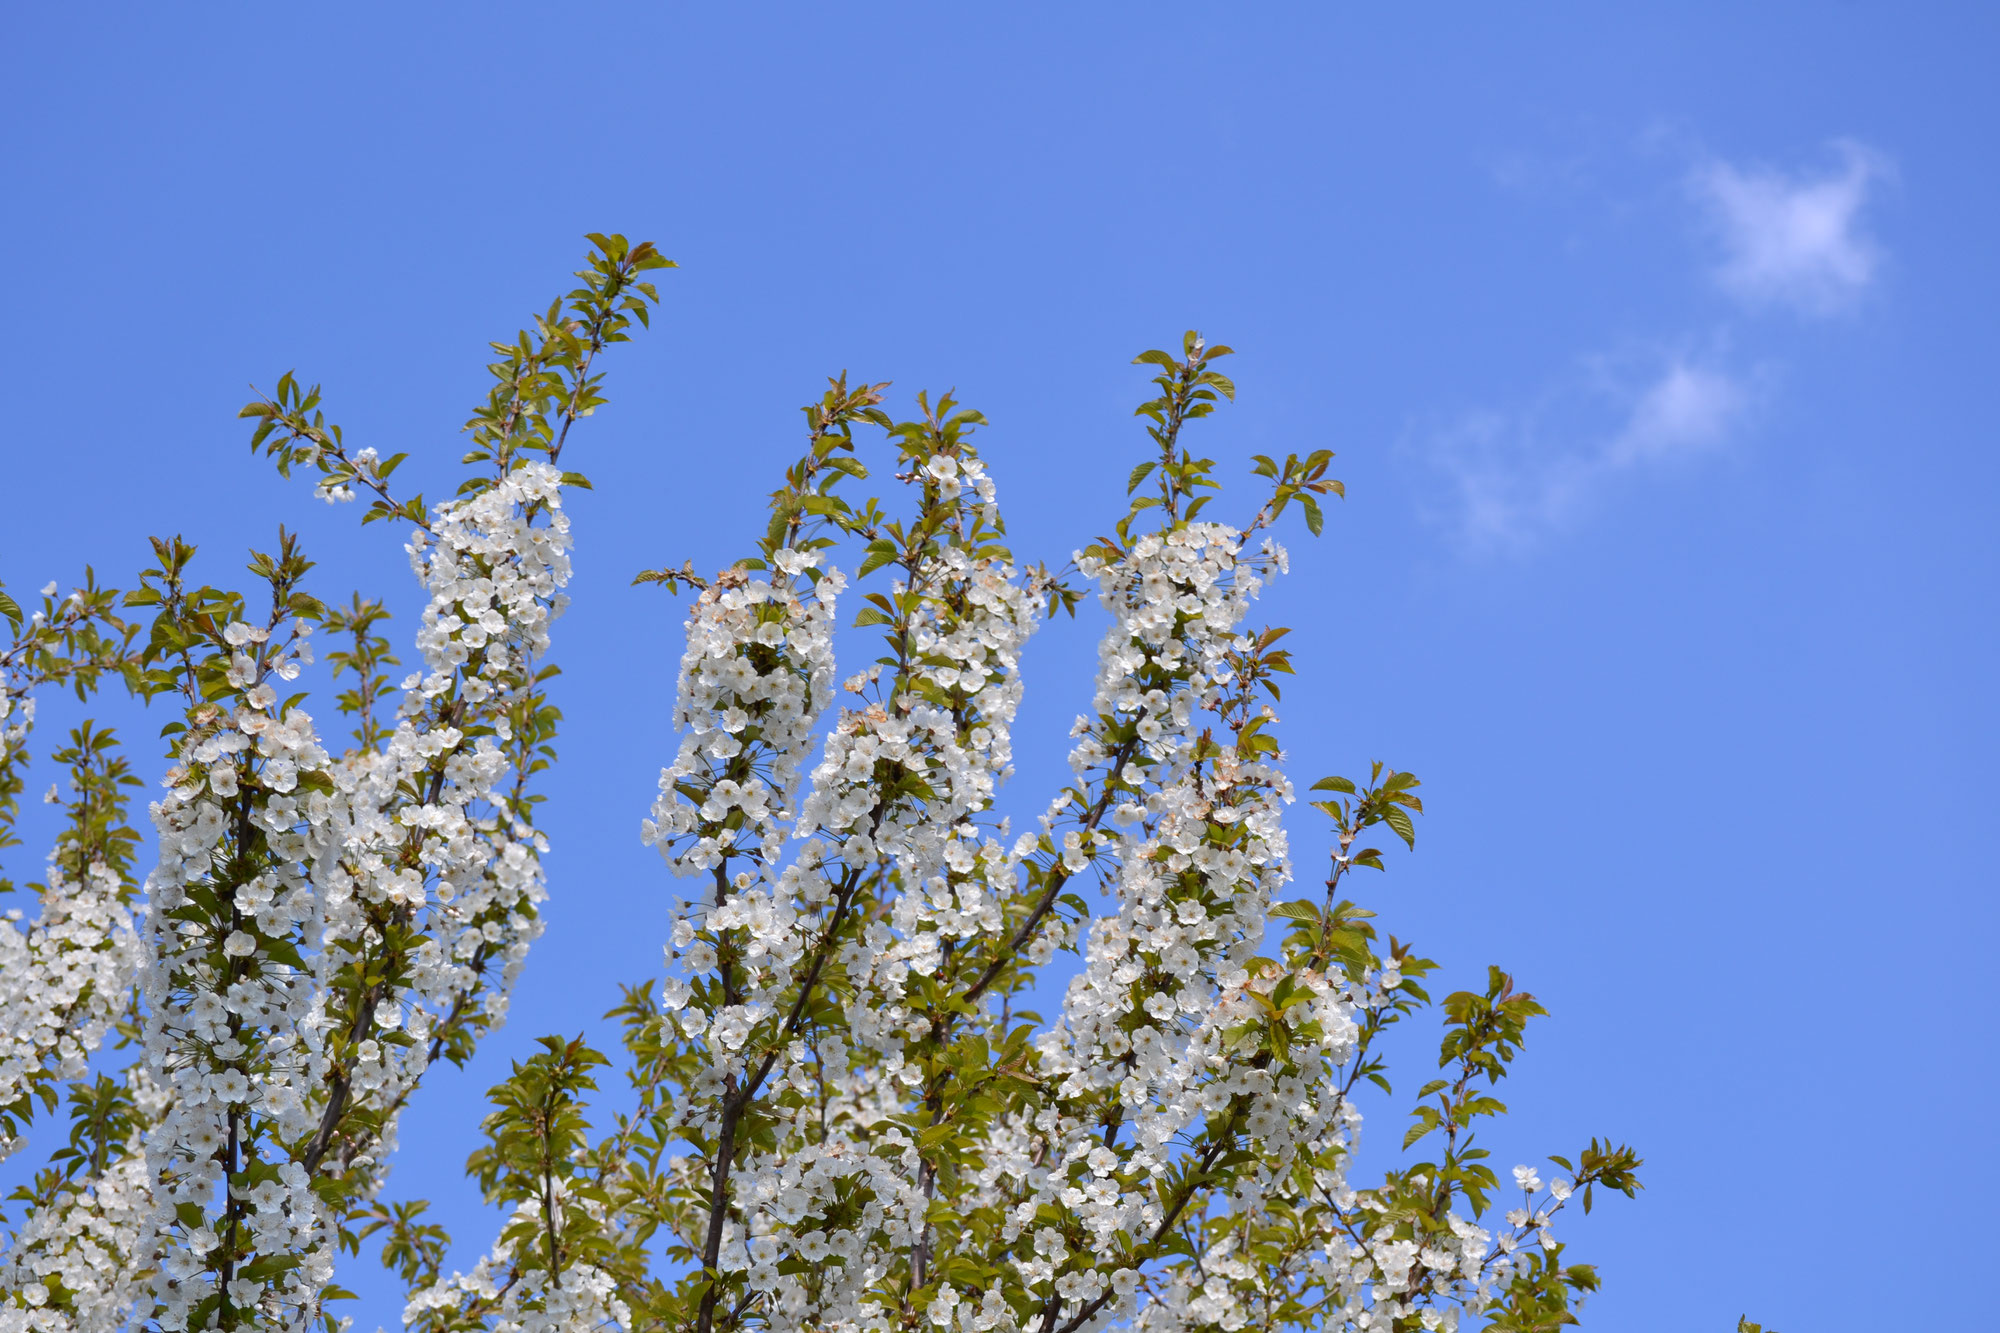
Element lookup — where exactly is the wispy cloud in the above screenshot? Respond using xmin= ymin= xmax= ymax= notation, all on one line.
xmin=1416 ymin=353 xmax=1753 ymax=550
xmin=1606 ymin=360 xmax=1747 ymax=464
xmin=1692 ymin=141 xmax=1891 ymax=315
xmin=1415 ymin=136 xmax=1885 ymax=552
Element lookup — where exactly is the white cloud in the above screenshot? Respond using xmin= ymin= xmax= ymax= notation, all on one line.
xmin=1412 ymin=133 xmax=1877 ymax=551
xmin=1416 ymin=353 xmax=1752 ymax=550
xmin=1606 ymin=360 xmax=1746 ymax=464
xmin=1693 ymin=141 xmax=1890 ymax=315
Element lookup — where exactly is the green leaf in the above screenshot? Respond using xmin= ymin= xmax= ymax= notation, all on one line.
xmin=857 ymin=539 xmax=900 ymax=579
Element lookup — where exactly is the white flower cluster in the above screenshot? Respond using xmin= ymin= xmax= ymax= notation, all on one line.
xmin=805 ymin=534 xmax=1045 ymax=1049
xmin=0 ymin=1072 xmax=166 ymax=1333
xmin=1005 ymin=522 xmax=1549 ymax=1332
xmin=659 ymin=512 xmax=1538 ymax=1333
xmin=1034 ymin=517 xmax=1570 ymax=1330
xmin=310 ymin=461 xmax=574 ymax=1145
xmin=138 ymin=617 xmax=341 ymax=1330
xmin=0 ymin=609 xmax=155 ymax=1330
xmin=933 ymin=524 xmax=1309 ymax=1323
xmin=644 ymin=550 xmax=846 ymax=878
xmin=0 ymin=853 xmax=140 ymax=1160
xmin=1135 ymin=1159 xmax=1584 ymax=1333
xmin=404 ymin=1200 xmax=629 ymax=1333
xmin=653 ymin=468 xmax=1039 ymax=1088
xmin=647 ymin=445 xmax=1054 ymax=1330
xmin=638 ymin=544 xmax=847 ymax=1146
xmin=0 ymin=1144 xmax=153 ymax=1333
xmin=0 ymin=690 xmax=29 ymax=776
xmin=794 ymin=450 xmax=1035 ymax=863
xmin=136 ymin=462 xmax=577 ymax=1329
xmin=0 ymin=313 xmax=1624 ymax=1331
xmin=1043 ymin=524 xmax=1286 ymax=1077
xmin=659 ymin=520 xmax=1254 ymax=1333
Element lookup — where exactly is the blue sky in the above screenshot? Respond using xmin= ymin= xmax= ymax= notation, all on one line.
xmin=3 ymin=6 xmax=1994 ymax=1330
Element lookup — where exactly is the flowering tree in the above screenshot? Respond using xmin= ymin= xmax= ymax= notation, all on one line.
xmin=0 ymin=234 xmax=1678 ymax=1333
